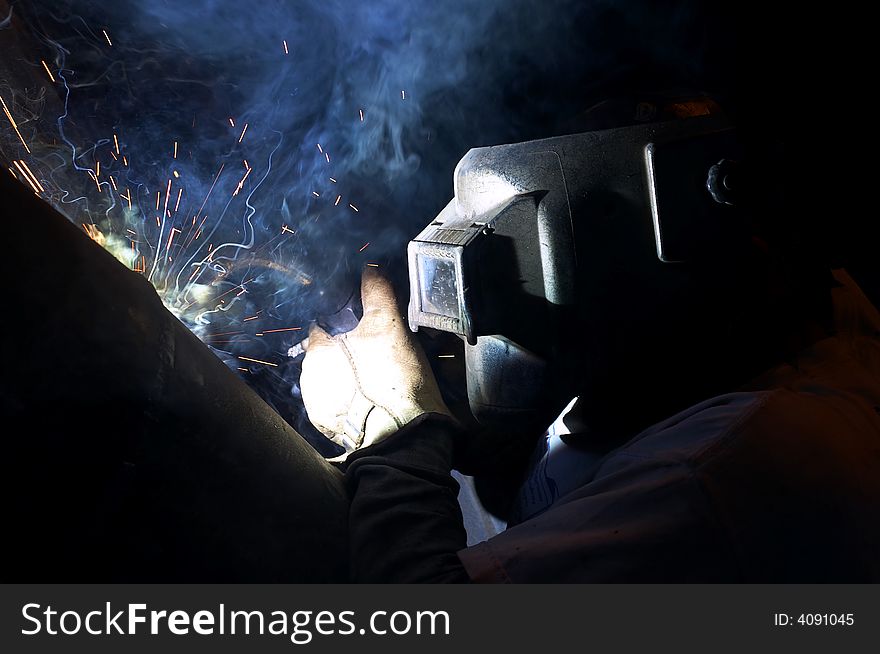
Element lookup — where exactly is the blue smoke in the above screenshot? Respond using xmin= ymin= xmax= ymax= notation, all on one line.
xmin=1 ymin=0 xmax=729 ymax=452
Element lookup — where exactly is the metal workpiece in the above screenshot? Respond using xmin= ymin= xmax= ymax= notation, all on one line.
xmin=0 ymin=173 xmax=349 ymax=582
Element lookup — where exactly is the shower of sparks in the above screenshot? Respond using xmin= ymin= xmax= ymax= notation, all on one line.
xmin=0 ymin=95 xmax=31 ymax=154
xmin=0 ymin=15 xmax=416 ymax=449
xmin=41 ymin=60 xmax=56 ymax=82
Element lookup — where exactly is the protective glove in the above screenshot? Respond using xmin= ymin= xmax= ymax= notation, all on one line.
xmin=300 ymin=268 xmax=453 ymax=460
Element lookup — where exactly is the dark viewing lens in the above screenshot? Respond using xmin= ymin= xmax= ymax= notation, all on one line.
xmin=418 ymin=255 xmax=459 ymax=319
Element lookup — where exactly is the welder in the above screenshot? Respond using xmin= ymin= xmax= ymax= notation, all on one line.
xmin=299 ymin=112 xmax=880 ymax=582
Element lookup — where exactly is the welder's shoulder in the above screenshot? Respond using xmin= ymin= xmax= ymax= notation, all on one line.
xmin=615 ymin=384 xmax=880 ymax=476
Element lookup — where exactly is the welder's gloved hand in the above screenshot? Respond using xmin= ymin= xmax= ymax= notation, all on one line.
xmin=300 ymin=268 xmax=453 ymax=461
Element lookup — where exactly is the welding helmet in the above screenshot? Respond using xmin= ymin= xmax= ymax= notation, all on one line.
xmin=406 ymin=102 xmax=756 ymax=436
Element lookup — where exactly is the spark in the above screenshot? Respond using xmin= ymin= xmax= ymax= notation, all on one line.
xmin=123 ymin=155 xmax=128 ymax=166
xmin=87 ymin=169 xmax=101 ymax=192
xmin=283 ymin=40 xmax=289 ymax=54
xmin=184 ymin=214 xmax=209 ymax=248
xmin=163 ymin=178 xmax=172 ymax=218
xmin=110 ymin=151 xmax=118 ymax=160
xmin=166 ymin=227 xmax=181 ymax=253
xmin=172 ymin=170 xmax=180 ymax=178
xmin=312 ymin=191 xmax=320 ymax=198
xmin=113 ymin=133 xmax=120 ymax=154
xmin=243 ymin=159 xmax=249 ymax=169
xmin=228 ymin=117 xmax=235 ymax=127
xmin=366 ymin=263 xmax=380 ymax=267
xmin=262 ymin=327 xmax=302 ymax=334
xmin=96 ymin=160 xmax=100 ymax=177
xmin=238 ymin=123 xmax=248 ymax=143
xmin=187 ymin=265 xmax=202 ymax=283
xmin=41 ymin=60 xmax=56 ymax=82
xmin=359 ymin=242 xmax=370 ymax=252
xmin=173 ymin=141 xmax=178 ymax=159
xmin=13 ymin=160 xmax=41 ymax=194
xmin=212 ymin=278 xmax=254 ymax=303
xmin=82 ymin=223 xmax=103 ymax=243
xmin=155 ymin=191 xmax=161 ymax=211
xmin=242 ymin=314 xmax=262 ymax=322
xmin=316 ymin=143 xmax=323 ymax=154
xmin=329 ymin=177 xmax=337 ymax=183
xmin=438 ymin=354 xmax=456 ymax=358
xmin=123 ymin=188 xmax=132 ymax=211
xmin=359 ymin=108 xmax=364 ymax=122
xmin=334 ymin=195 xmax=341 ymax=206
xmin=325 ymin=152 xmax=330 ymax=163
xmin=401 ymin=90 xmax=406 ymax=100
xmin=109 ymin=175 xmax=118 ymax=191
xmin=349 ymin=203 xmax=359 ymax=212
xmin=238 ymin=367 xmax=249 ymax=372
xmin=174 ymin=188 xmax=183 ymax=212
xmin=18 ymin=160 xmax=45 ymax=193
xmin=1 ymin=94 xmax=31 ymax=154
xmin=281 ymin=225 xmax=295 ymax=235
xmin=207 ymin=331 xmax=244 ymax=337
xmin=233 ymin=166 xmax=252 ymax=196
xmin=102 ymin=29 xmax=113 ymax=46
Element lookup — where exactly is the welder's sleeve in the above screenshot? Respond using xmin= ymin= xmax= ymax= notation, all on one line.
xmin=344 ymin=413 xmax=470 ymax=583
